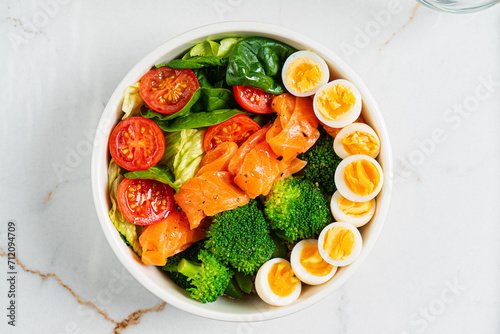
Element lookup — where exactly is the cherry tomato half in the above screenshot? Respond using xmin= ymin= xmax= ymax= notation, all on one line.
xmin=117 ymin=178 xmax=174 ymax=226
xmin=233 ymin=86 xmax=273 ymax=114
xmin=140 ymin=67 xmax=199 ymax=114
xmin=203 ymin=114 xmax=261 ymax=152
xmin=109 ymin=117 xmax=165 ymax=171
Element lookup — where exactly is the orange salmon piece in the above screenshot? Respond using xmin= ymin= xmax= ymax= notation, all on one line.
xmin=174 ymin=177 xmax=208 ymax=229
xmin=139 ymin=210 xmax=206 ymax=266
xmin=196 ymin=141 xmax=238 ymax=176
xmin=200 ymin=171 xmax=249 ymax=215
xmin=175 ymin=171 xmax=249 ymax=229
xmin=228 ymin=124 xmax=270 ymax=176
xmin=276 ymin=158 xmax=308 ymax=182
xmin=234 ymin=141 xmax=287 ymax=198
xmin=267 ymin=94 xmax=320 ymax=162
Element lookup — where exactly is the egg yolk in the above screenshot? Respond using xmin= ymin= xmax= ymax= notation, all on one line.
xmin=286 ymin=58 xmax=322 ymax=93
xmin=316 ymin=84 xmax=356 ymax=121
xmin=342 ymin=131 xmax=379 ymax=157
xmin=300 ymin=244 xmax=334 ymax=277
xmin=338 ymin=194 xmax=372 ymax=218
xmin=268 ymin=262 xmax=299 ymax=297
xmin=323 ymin=226 xmax=355 ymax=261
xmin=344 ymin=159 xmax=380 ymax=196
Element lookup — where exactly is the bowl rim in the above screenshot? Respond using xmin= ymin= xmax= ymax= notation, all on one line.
xmin=91 ymin=21 xmax=393 ymax=322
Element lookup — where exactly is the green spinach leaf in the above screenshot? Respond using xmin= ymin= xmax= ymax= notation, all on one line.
xmin=141 ymin=87 xmax=236 ymax=121
xmin=141 ymin=88 xmax=203 ymax=121
xmin=193 ymin=66 xmax=227 ymax=89
xmin=124 ymin=166 xmax=179 ymax=194
xmin=166 ymin=56 xmax=227 ymax=69
xmin=226 ymin=37 xmax=296 ymax=94
xmin=153 ymin=109 xmax=250 ymax=132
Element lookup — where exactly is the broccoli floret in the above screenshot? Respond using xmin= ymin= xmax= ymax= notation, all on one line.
xmin=162 ymin=241 xmax=205 ymax=290
xmin=177 ymin=249 xmax=232 ymax=303
xmin=264 ymin=176 xmax=331 ymax=242
xmin=205 ymin=200 xmax=274 ymax=275
xmin=299 ymin=127 xmax=342 ymax=195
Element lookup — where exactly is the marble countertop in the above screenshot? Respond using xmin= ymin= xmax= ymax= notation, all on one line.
xmin=1 ymin=0 xmax=499 ymax=333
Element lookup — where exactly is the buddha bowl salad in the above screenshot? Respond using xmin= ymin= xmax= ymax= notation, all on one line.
xmin=108 ymin=36 xmax=384 ymax=305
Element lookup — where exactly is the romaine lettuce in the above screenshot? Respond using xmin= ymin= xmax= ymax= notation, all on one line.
xmin=161 ymin=129 xmax=206 ymax=187
xmin=121 ymin=82 xmax=144 ymax=120
xmin=108 ymin=159 xmax=142 ymax=256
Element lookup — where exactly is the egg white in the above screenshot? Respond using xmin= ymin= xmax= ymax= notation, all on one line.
xmin=318 ymin=222 xmax=363 ymax=267
xmin=255 ymin=258 xmax=302 ymax=306
xmin=282 ymin=50 xmax=329 ymax=97
xmin=313 ymin=79 xmax=362 ymax=128
xmin=334 ymin=154 xmax=384 ymax=202
xmin=330 ymin=191 xmax=375 ymax=227
xmin=290 ymin=239 xmax=337 ymax=285
xmin=333 ymin=123 xmax=380 ymax=159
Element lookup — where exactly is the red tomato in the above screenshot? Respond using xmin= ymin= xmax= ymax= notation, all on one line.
xmin=233 ymin=86 xmax=273 ymax=114
xmin=109 ymin=117 xmax=165 ymax=171
xmin=117 ymin=178 xmax=174 ymax=226
xmin=140 ymin=67 xmax=199 ymax=114
xmin=203 ymin=114 xmax=261 ymax=152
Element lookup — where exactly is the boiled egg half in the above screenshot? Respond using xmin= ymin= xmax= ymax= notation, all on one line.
xmin=334 ymin=154 xmax=384 ymax=202
xmin=333 ymin=123 xmax=380 ymax=159
xmin=318 ymin=222 xmax=363 ymax=267
xmin=313 ymin=79 xmax=362 ymax=128
xmin=255 ymin=258 xmax=302 ymax=306
xmin=330 ymin=190 xmax=375 ymax=228
xmin=282 ymin=50 xmax=329 ymax=97
xmin=291 ymin=239 xmax=337 ymax=285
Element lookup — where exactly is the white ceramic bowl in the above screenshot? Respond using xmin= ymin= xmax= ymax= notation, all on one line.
xmin=91 ymin=21 xmax=393 ymax=322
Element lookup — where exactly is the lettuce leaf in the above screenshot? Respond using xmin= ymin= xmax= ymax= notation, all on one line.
xmin=161 ymin=129 xmax=206 ymax=187
xmin=121 ymin=82 xmax=144 ymax=120
xmin=183 ymin=40 xmax=221 ymax=59
xmin=108 ymin=160 xmax=142 ymax=256
xmin=182 ymin=38 xmax=241 ymax=59
xmin=217 ymin=38 xmax=243 ymax=58
xmin=124 ymin=165 xmax=179 ymax=194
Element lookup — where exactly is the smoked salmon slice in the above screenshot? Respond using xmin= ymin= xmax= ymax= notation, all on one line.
xmin=196 ymin=141 xmax=238 ymax=176
xmin=266 ymin=94 xmax=320 ymax=162
xmin=228 ymin=124 xmax=270 ymax=176
xmin=234 ymin=141 xmax=288 ymax=198
xmin=275 ymin=158 xmax=307 ymax=182
xmin=175 ymin=171 xmax=249 ymax=229
xmin=139 ymin=209 xmax=206 ymax=266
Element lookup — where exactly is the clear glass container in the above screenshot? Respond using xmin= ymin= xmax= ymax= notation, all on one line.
xmin=418 ymin=0 xmax=500 ymax=13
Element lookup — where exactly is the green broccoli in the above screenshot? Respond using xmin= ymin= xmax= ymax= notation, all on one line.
xmin=177 ymin=249 xmax=232 ymax=303
xmin=299 ymin=127 xmax=342 ymax=195
xmin=264 ymin=176 xmax=332 ymax=242
xmin=205 ymin=199 xmax=274 ymax=275
xmin=161 ymin=241 xmax=205 ymax=290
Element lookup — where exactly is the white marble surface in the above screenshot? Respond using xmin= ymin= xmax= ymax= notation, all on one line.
xmin=1 ymin=0 xmax=499 ymax=333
